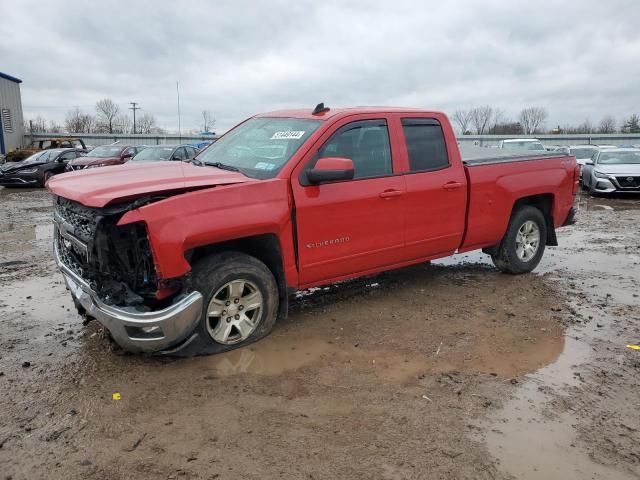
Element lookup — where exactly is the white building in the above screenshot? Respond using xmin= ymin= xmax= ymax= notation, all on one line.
xmin=0 ymin=72 xmax=24 ymax=155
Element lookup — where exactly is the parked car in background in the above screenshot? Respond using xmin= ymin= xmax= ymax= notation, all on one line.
xmin=4 ymin=137 xmax=88 ymax=163
xmin=498 ymin=139 xmax=546 ymax=151
xmin=581 ymin=148 xmax=640 ymax=195
xmin=129 ymin=144 xmax=198 ymax=162
xmin=191 ymin=140 xmax=214 ymax=151
xmin=67 ymin=145 xmax=146 ymax=171
xmin=0 ymin=148 xmax=86 ymax=187
xmin=568 ymin=145 xmax=598 ymax=165
xmin=565 ymin=145 xmax=599 ymax=181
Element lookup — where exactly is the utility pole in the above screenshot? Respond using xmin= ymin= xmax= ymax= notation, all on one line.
xmin=176 ymin=81 xmax=181 ymax=140
xmin=129 ymin=102 xmax=141 ymax=134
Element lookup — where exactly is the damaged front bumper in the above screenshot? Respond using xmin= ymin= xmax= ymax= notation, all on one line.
xmin=54 ymin=236 xmax=203 ymax=353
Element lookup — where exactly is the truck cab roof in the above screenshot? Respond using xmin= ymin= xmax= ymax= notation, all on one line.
xmin=256 ymin=107 xmax=445 ymax=121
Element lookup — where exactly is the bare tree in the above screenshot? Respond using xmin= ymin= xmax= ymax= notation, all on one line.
xmin=65 ymin=107 xmax=85 ymax=133
xmin=202 ymin=110 xmax=216 ymax=133
xmin=138 ymin=114 xmax=156 ymax=134
xmin=623 ymin=114 xmax=640 ymax=133
xmin=27 ymin=116 xmax=48 ymax=133
xmin=452 ymin=109 xmax=473 ymax=134
xmin=470 ymin=106 xmax=493 ymax=135
xmin=49 ymin=120 xmax=62 ymax=133
xmin=95 ymin=98 xmax=120 ymax=133
xmin=81 ymin=114 xmax=95 ymax=133
xmin=598 ymin=115 xmax=616 ymax=134
xmin=518 ymin=107 xmax=548 ymax=135
xmin=489 ymin=108 xmax=506 ymax=133
xmin=576 ymin=119 xmax=594 ymax=134
xmin=114 ymin=114 xmax=132 ymax=134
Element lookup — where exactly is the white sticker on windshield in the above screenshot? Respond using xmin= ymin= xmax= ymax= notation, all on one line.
xmin=255 ymin=162 xmax=277 ymax=170
xmin=271 ymin=131 xmax=305 ymax=140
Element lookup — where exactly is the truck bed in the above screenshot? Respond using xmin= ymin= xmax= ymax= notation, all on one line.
xmin=459 ymin=144 xmax=568 ymax=166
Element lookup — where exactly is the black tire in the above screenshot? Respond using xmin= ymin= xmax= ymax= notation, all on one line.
xmin=189 ymin=251 xmax=279 ymax=355
xmin=491 ymin=206 xmax=547 ymax=274
xmin=42 ymin=170 xmax=53 ymax=187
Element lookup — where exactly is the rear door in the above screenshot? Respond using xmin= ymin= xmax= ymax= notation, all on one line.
xmin=394 ymin=115 xmax=467 ymax=259
xmin=291 ymin=116 xmax=406 ymax=285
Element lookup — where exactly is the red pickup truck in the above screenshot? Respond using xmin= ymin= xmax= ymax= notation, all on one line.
xmin=49 ymin=105 xmax=578 ymax=355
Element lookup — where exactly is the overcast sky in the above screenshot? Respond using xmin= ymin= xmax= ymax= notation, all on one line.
xmin=1 ymin=0 xmax=639 ymax=133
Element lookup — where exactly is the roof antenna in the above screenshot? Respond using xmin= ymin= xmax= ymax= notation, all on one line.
xmin=312 ymin=102 xmax=330 ymax=115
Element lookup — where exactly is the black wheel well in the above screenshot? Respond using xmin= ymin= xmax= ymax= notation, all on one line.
xmin=186 ymin=234 xmax=289 ymax=320
xmin=511 ymin=194 xmax=557 ymax=246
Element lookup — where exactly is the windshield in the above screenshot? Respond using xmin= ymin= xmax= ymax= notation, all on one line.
xmin=22 ymin=149 xmax=63 ymax=164
xmin=502 ymin=141 xmax=545 ymax=151
xmin=197 ymin=117 xmax=322 ymax=179
xmin=570 ymin=147 xmax=597 ymax=159
xmin=86 ymin=145 xmax=123 ymax=158
xmin=132 ymin=146 xmax=175 ymax=162
xmin=598 ymin=151 xmax=640 ymax=165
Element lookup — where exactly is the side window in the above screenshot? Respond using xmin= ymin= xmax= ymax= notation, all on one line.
xmin=401 ymin=119 xmax=449 ymax=172
xmin=318 ymin=120 xmax=392 ymax=179
xmin=59 ymin=151 xmax=77 ymax=161
xmin=173 ymin=147 xmax=187 ymax=160
xmin=186 ymin=147 xmax=196 ymax=159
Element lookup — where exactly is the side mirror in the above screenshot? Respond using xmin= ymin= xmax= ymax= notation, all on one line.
xmin=585 ymin=160 xmax=594 ymax=166
xmin=122 ymin=152 xmax=133 ymax=159
xmin=307 ymin=157 xmax=354 ymax=184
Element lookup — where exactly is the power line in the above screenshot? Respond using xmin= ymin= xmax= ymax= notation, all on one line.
xmin=129 ymin=102 xmax=141 ymax=134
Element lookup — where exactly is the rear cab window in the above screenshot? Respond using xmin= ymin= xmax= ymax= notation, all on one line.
xmin=401 ymin=118 xmax=449 ymax=172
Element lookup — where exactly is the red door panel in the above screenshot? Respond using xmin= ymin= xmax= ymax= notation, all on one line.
xmin=294 ymin=176 xmax=406 ymax=284
xmin=291 ymin=115 xmax=407 ymax=285
xmin=391 ymin=114 xmax=468 ymax=260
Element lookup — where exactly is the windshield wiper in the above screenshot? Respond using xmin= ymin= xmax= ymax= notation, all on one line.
xmin=183 ymin=158 xmax=203 ymax=166
xmin=204 ymin=161 xmax=240 ymax=172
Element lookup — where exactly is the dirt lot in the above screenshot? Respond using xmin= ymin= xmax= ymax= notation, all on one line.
xmin=0 ymin=187 xmax=639 ymax=479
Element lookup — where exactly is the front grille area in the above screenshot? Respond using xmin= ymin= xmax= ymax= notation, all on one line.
xmin=55 ymin=199 xmax=95 ymax=240
xmin=54 ymin=196 xmax=160 ymax=307
xmin=615 ymin=176 xmax=640 ymax=189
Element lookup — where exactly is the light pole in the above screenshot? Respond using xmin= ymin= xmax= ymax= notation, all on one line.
xmin=129 ymin=102 xmax=140 ymax=134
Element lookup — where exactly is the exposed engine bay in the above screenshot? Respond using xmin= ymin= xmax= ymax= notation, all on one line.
xmin=53 ymin=195 xmax=173 ymax=308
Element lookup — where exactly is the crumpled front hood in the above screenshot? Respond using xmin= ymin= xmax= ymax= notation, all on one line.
xmin=595 ymin=164 xmax=640 ymax=175
xmin=69 ymin=156 xmax=121 ymax=167
xmin=1 ymin=160 xmax=44 ymax=173
xmin=47 ymin=161 xmax=253 ymax=207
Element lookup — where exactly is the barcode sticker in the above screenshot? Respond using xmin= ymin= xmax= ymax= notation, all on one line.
xmin=271 ymin=131 xmax=305 ymax=140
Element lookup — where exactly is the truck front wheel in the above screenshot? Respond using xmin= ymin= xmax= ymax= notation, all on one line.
xmin=491 ymin=206 xmax=547 ymax=274
xmin=191 ymin=251 xmax=279 ymax=354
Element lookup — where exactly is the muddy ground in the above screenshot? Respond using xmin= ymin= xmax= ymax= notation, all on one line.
xmin=0 ymin=187 xmax=639 ymax=480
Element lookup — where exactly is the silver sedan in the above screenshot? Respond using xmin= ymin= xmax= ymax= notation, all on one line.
xmin=582 ymin=148 xmax=640 ymax=195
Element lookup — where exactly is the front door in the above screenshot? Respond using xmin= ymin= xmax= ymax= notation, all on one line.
xmin=292 ymin=118 xmax=406 ymax=286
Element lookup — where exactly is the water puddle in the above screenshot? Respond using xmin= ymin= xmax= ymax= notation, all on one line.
xmin=0 ymin=275 xmax=76 ymax=341
xmin=483 ymin=318 xmax=634 ymax=480
xmin=577 ymin=194 xmax=640 ymax=212
xmin=199 ymin=335 xmax=334 ymax=376
xmin=0 ymin=223 xmax=53 ymax=243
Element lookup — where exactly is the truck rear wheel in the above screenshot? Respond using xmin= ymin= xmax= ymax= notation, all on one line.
xmin=191 ymin=251 xmax=279 ymax=354
xmin=491 ymin=206 xmax=547 ymax=274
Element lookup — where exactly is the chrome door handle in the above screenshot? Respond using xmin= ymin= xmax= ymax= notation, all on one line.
xmin=442 ymin=182 xmax=463 ymax=190
xmin=379 ymin=190 xmax=404 ymax=199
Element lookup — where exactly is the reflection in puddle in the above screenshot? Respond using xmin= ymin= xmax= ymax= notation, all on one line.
xmin=0 ymin=223 xmax=53 ymax=242
xmin=202 ymin=335 xmax=333 ymax=376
